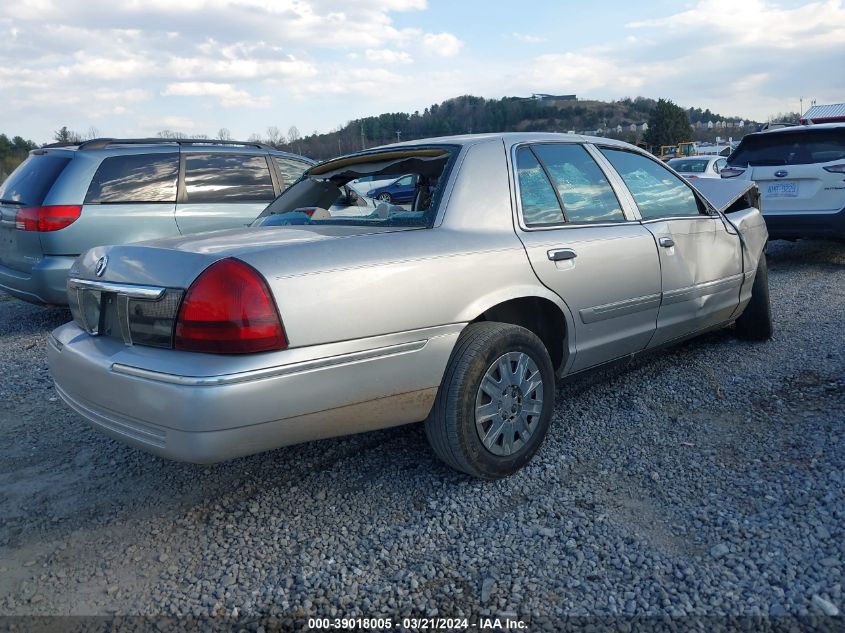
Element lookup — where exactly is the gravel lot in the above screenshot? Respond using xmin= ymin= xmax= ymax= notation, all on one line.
xmin=0 ymin=239 xmax=842 ymax=627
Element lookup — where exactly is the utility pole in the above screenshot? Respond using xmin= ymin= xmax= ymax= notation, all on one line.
xmin=361 ymin=122 xmax=365 ymax=150
xmin=800 ymin=96 xmax=803 ymax=115
xmin=395 ymin=130 xmax=402 ymax=142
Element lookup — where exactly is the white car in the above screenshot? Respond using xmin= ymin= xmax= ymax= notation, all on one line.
xmin=721 ymin=122 xmax=845 ymax=239
xmin=667 ymin=156 xmax=726 ymax=180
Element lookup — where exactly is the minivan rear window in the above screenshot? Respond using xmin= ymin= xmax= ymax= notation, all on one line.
xmin=85 ymin=153 xmax=179 ymax=203
xmin=728 ymin=129 xmax=845 ymax=166
xmin=0 ymin=154 xmax=71 ymax=206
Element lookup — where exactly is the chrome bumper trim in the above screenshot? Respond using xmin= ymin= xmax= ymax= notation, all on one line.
xmin=67 ymin=278 xmax=166 ymax=300
xmin=110 ymin=339 xmax=429 ymax=387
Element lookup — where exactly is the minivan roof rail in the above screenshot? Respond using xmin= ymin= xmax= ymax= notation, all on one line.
xmin=74 ymin=138 xmax=275 ymax=151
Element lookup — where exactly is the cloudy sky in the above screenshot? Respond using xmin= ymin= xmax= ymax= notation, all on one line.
xmin=1 ymin=0 xmax=844 ymax=143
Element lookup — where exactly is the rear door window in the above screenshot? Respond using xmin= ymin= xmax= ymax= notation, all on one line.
xmin=531 ymin=144 xmax=625 ymax=223
xmin=515 ymin=148 xmax=565 ymax=226
xmin=85 ymin=153 xmax=179 ymax=203
xmin=0 ymin=154 xmax=71 ymax=206
xmin=273 ymin=156 xmax=311 ymax=189
xmin=184 ymin=154 xmax=274 ymax=203
xmin=601 ymin=148 xmax=702 ymax=220
xmin=728 ymin=129 xmax=845 ymax=166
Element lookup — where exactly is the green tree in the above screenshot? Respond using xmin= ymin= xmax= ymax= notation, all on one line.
xmin=53 ymin=126 xmax=81 ymax=144
xmin=644 ymin=98 xmax=693 ymax=147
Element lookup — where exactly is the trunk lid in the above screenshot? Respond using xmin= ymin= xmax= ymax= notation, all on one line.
xmin=749 ymin=163 xmax=841 ymax=214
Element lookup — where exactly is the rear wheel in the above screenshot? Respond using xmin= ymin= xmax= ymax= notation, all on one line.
xmin=377 ymin=192 xmax=392 ymax=203
xmin=425 ymin=322 xmax=555 ymax=479
xmin=735 ymin=253 xmax=773 ymax=340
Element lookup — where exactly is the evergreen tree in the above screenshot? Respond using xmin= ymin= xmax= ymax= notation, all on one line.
xmin=644 ymin=99 xmax=694 ymax=147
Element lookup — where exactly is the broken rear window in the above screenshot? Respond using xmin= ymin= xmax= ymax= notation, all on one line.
xmin=253 ymin=146 xmax=458 ymax=229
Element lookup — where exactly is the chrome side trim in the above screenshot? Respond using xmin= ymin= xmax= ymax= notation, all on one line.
xmin=111 ymin=339 xmax=429 ymax=387
xmin=579 ymin=293 xmax=661 ymax=324
xmin=661 ymin=274 xmax=744 ymax=306
xmin=67 ymin=278 xmax=166 ymax=300
xmin=639 ymin=215 xmax=716 ymax=224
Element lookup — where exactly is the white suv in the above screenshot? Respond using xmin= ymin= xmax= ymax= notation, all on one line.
xmin=722 ymin=123 xmax=845 ymax=239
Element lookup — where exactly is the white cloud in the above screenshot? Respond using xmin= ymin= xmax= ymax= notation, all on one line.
xmin=365 ymin=48 xmax=413 ymax=64
xmin=422 ymin=32 xmax=463 ymax=57
xmin=627 ymin=0 xmax=845 ymax=49
xmin=0 ymin=0 xmax=842 ymax=142
xmin=163 ymin=82 xmax=270 ymax=107
xmin=512 ymin=32 xmax=546 ymax=44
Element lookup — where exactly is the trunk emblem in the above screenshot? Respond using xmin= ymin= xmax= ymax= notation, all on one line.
xmin=95 ymin=256 xmax=108 ymax=277
xmin=774 ymin=170 xmax=788 ymax=178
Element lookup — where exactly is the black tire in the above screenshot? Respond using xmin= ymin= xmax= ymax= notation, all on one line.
xmin=425 ymin=322 xmax=556 ymax=479
xmin=735 ymin=252 xmax=773 ymax=341
xmin=377 ymin=192 xmax=392 ymax=203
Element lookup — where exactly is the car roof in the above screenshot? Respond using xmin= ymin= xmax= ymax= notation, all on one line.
xmin=669 ymin=156 xmax=716 ymax=161
xmin=752 ymin=122 xmax=845 ymax=136
xmin=371 ymin=131 xmax=634 ymax=151
xmin=35 ymin=138 xmax=314 ymax=162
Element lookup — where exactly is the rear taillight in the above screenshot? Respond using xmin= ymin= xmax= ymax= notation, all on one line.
xmin=720 ymin=167 xmax=746 ymax=179
xmin=174 ymin=258 xmax=287 ymax=354
xmin=823 ymin=164 xmax=845 ymax=174
xmin=15 ymin=205 xmax=82 ymax=231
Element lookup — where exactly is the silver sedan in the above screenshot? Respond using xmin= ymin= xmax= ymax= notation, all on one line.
xmin=48 ymin=133 xmax=772 ymax=479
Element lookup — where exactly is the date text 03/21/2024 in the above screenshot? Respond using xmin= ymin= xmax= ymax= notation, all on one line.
xmin=307 ymin=616 xmax=527 ymax=630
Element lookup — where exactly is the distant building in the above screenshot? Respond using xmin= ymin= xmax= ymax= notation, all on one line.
xmin=531 ymin=93 xmax=577 ymax=102
xmin=706 ymin=120 xmax=714 ymax=130
xmin=800 ymin=102 xmax=845 ymax=124
xmin=637 ymin=122 xmax=649 ymax=132
xmin=615 ymin=124 xmax=624 ymax=133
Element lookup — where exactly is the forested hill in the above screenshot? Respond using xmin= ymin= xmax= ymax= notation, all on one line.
xmin=278 ymin=95 xmax=751 ymax=160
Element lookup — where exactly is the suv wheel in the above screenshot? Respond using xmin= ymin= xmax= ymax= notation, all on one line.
xmin=735 ymin=253 xmax=774 ymax=341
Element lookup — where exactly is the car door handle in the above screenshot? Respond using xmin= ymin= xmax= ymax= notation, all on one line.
xmin=658 ymin=237 xmax=675 ymax=248
xmin=547 ymin=248 xmax=577 ymax=261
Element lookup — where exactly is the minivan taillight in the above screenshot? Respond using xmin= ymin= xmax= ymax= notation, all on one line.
xmin=15 ymin=205 xmax=82 ymax=231
xmin=720 ymin=167 xmax=746 ymax=179
xmin=174 ymin=258 xmax=287 ymax=354
xmin=823 ymin=164 xmax=845 ymax=174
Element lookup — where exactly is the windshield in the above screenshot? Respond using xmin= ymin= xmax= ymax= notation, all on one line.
xmin=668 ymin=159 xmax=709 ymax=173
xmin=254 ymin=146 xmax=457 ymax=229
xmin=728 ymin=129 xmax=845 ymax=166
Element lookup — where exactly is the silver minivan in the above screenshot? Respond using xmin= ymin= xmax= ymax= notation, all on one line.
xmin=0 ymin=138 xmax=314 ymax=304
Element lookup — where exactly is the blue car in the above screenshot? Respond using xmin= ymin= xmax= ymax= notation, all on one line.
xmin=366 ymin=174 xmax=417 ymax=204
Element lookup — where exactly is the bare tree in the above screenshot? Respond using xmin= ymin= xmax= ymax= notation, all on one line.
xmin=217 ymin=127 xmax=232 ymax=141
xmin=265 ymin=126 xmax=282 ymax=147
xmin=288 ymin=126 xmax=302 ymax=154
xmin=83 ymin=126 xmax=100 ymax=140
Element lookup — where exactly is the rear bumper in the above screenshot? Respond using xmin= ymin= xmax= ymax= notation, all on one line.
xmin=47 ymin=322 xmax=461 ymax=463
xmin=763 ymin=207 xmax=845 ymax=240
xmin=0 ymin=255 xmax=76 ymax=304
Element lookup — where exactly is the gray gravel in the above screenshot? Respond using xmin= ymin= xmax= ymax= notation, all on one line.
xmin=0 ymin=239 xmax=843 ymax=624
